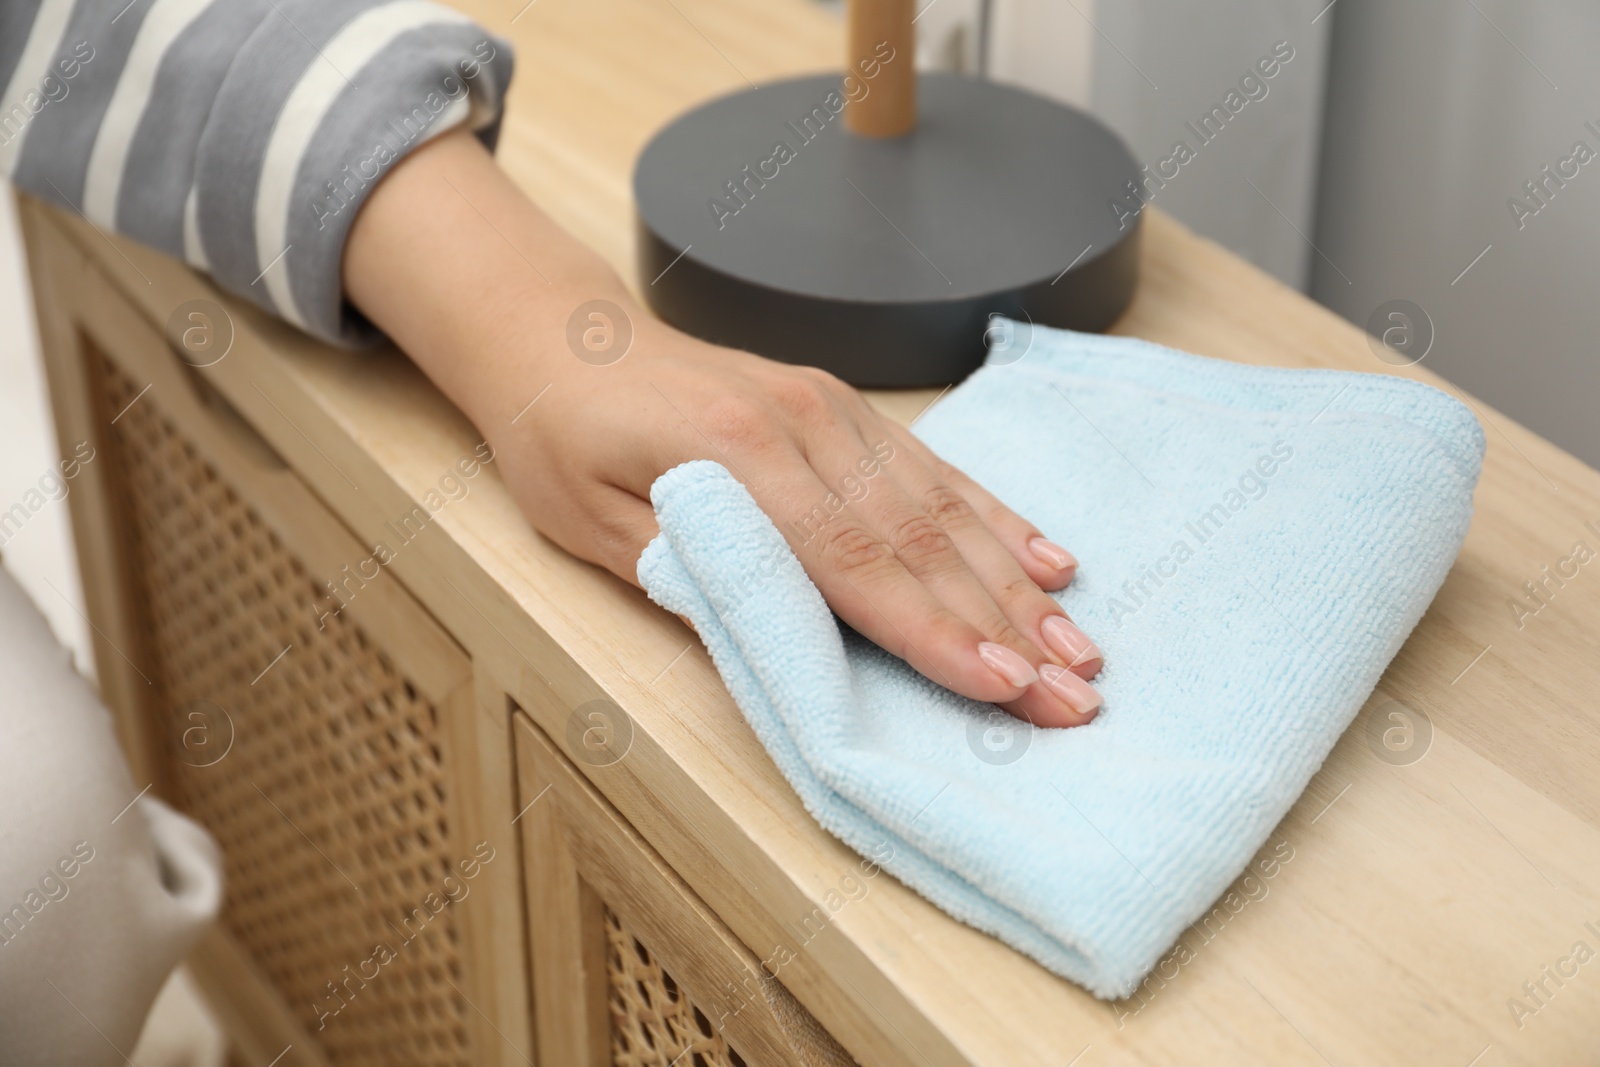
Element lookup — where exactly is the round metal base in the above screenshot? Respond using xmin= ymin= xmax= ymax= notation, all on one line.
xmin=634 ymin=72 xmax=1143 ymax=387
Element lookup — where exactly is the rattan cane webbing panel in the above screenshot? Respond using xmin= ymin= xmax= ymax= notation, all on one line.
xmin=606 ymin=907 xmax=749 ymax=1067
xmin=98 ymin=356 xmax=473 ymax=1066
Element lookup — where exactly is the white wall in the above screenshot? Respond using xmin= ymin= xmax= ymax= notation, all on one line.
xmin=987 ymin=0 xmax=1096 ymax=109
xmin=1311 ymin=0 xmax=1600 ymax=468
xmin=1087 ymin=0 xmax=1333 ymax=290
xmin=917 ymin=0 xmax=1332 ymax=291
xmin=926 ymin=0 xmax=1600 ymax=468
xmin=0 ymin=192 xmax=93 ymax=674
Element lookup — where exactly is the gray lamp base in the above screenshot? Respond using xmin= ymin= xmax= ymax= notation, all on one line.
xmin=634 ymin=72 xmax=1144 ymax=388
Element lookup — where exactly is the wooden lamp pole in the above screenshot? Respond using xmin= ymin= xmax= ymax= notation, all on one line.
xmin=845 ymin=0 xmax=917 ymax=137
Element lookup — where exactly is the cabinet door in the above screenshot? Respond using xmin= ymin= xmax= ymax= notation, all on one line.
xmin=24 ymin=202 xmax=530 ymax=1067
xmin=514 ymin=711 xmax=856 ymax=1067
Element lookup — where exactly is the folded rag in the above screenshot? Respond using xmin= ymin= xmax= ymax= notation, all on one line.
xmin=638 ymin=323 xmax=1483 ymax=998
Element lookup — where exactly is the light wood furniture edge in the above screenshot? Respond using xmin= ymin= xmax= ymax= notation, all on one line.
xmin=20 ymin=187 xmax=162 ymax=786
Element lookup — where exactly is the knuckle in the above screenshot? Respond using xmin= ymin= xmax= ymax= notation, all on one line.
xmin=888 ymin=512 xmax=959 ymax=572
xmin=819 ymin=521 xmax=892 ymax=574
xmin=984 ymin=620 xmax=1031 ymax=655
xmin=920 ymin=483 xmax=977 ymax=528
xmin=814 ymin=369 xmax=857 ymax=406
xmin=996 ymin=575 xmax=1042 ymax=606
xmin=769 ymin=375 xmax=833 ymax=422
xmin=798 ymin=365 xmax=845 ymax=390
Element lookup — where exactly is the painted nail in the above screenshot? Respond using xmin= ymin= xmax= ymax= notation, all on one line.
xmin=1040 ymin=663 xmax=1103 ymax=717
xmin=978 ymin=641 xmax=1039 ymax=688
xmin=1042 ymin=615 xmax=1103 ymax=673
xmin=1028 ymin=536 xmax=1078 ymax=572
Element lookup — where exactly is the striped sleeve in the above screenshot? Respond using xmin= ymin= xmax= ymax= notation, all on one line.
xmin=1 ymin=0 xmax=514 ymax=346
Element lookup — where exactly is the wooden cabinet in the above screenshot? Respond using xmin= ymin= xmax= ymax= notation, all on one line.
xmin=24 ymin=196 xmax=860 ymax=1067
xmin=25 ymin=208 xmax=529 ymax=1067
xmin=514 ymin=711 xmax=854 ymax=1067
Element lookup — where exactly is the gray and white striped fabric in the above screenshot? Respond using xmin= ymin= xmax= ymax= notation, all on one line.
xmin=1 ymin=0 xmax=514 ymax=345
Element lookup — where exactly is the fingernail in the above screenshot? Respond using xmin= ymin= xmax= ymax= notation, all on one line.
xmin=1042 ymin=615 xmax=1103 ymax=672
xmin=1040 ymin=663 xmax=1103 ymax=717
xmin=1028 ymin=536 xmax=1078 ymax=572
xmin=978 ymin=641 xmax=1038 ymax=688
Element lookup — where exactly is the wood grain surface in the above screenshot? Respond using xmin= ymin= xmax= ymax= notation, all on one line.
xmin=20 ymin=0 xmax=1600 ymax=1063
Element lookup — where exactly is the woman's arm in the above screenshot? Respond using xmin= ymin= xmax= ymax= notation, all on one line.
xmin=1 ymin=0 xmax=1102 ymax=724
xmin=344 ymin=128 xmax=1105 ymax=726
xmin=1 ymin=0 xmax=513 ymax=343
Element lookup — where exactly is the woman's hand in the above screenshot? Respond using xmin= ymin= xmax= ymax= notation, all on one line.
xmin=500 ymin=328 xmax=1104 ymax=725
xmin=345 ymin=129 xmax=1103 ymax=726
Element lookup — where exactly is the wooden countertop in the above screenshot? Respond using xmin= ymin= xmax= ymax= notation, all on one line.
xmin=29 ymin=0 xmax=1600 ymax=1063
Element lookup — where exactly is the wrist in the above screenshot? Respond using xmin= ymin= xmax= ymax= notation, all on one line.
xmin=462 ymin=280 xmax=664 ymax=426
xmin=342 ymin=127 xmax=650 ymax=431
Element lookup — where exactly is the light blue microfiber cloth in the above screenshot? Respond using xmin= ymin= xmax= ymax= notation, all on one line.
xmin=638 ymin=323 xmax=1483 ymax=998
